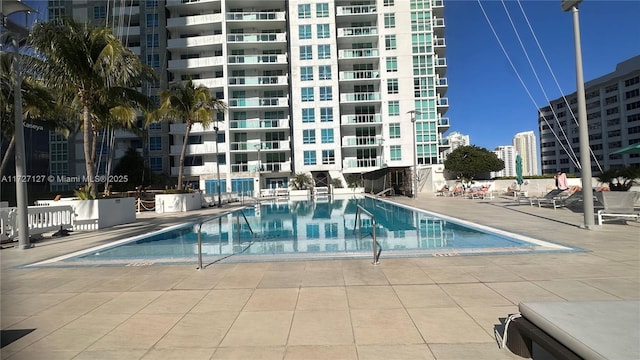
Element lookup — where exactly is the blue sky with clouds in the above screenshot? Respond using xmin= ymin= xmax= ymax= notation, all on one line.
xmin=444 ymin=0 xmax=640 ymax=150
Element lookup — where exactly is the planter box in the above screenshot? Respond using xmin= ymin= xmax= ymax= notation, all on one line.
xmin=71 ymin=197 xmax=136 ymax=231
xmin=155 ymin=193 xmax=203 ymax=213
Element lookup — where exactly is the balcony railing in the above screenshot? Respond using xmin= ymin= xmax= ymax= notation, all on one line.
xmin=228 ymin=76 xmax=287 ymax=86
xmin=338 ymin=26 xmax=378 ymax=37
xmin=337 ymin=5 xmax=376 ymax=15
xmin=168 ymin=34 xmax=224 ymax=48
xmin=230 ymin=119 xmax=289 ymax=129
xmin=227 ymin=54 xmax=287 ymax=64
xmin=166 ymin=13 xmax=223 ymax=28
xmin=167 ymin=55 xmax=224 ymax=70
xmin=343 ymin=158 xmax=381 ymax=168
xmin=340 ymin=92 xmax=381 ymax=102
xmin=225 ymin=11 xmax=285 ymax=21
xmin=341 ymin=114 xmax=382 ymax=125
xmin=226 ymin=33 xmax=286 ymax=43
xmin=228 ymin=97 xmax=288 ymax=107
xmin=339 ymin=70 xmax=380 ymax=80
xmin=343 ymin=136 xmax=383 ymax=147
xmin=338 ymin=49 xmax=379 ymax=59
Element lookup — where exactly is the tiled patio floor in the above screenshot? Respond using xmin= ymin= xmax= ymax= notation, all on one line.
xmin=1 ymin=195 xmax=638 ymax=359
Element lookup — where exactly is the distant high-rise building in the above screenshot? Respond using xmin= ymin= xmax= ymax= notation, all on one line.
xmin=442 ymin=131 xmax=470 ymax=159
xmin=538 ymin=55 xmax=640 ymax=175
xmin=513 ymin=131 xmax=538 ymax=176
xmin=491 ymin=145 xmax=515 ymax=178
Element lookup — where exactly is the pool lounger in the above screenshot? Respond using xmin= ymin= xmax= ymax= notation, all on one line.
xmin=504 ymin=301 xmax=640 ymax=360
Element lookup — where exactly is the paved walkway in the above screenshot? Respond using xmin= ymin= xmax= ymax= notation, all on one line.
xmin=1 ymin=195 xmax=638 ymax=359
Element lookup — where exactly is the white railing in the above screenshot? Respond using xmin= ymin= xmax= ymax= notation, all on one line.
xmin=1 ymin=205 xmax=75 ymax=240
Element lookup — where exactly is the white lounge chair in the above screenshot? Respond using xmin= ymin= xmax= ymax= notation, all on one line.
xmin=594 ymin=191 xmax=640 ymax=225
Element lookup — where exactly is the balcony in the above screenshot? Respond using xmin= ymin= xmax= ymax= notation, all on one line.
xmin=339 ymin=70 xmax=380 ymax=81
xmin=340 ymin=92 xmax=381 ymax=103
xmin=342 ymin=135 xmax=384 ymax=147
xmin=167 ymin=55 xmax=224 ymax=71
xmin=169 ymin=143 xmax=221 ymax=156
xmin=336 ymin=5 xmax=376 ymax=15
xmin=340 ymin=114 xmax=382 ymax=125
xmin=342 ymin=157 xmax=382 ymax=169
xmin=228 ymin=97 xmax=289 ymax=108
xmin=169 ymin=123 xmax=216 ymax=134
xmin=114 ymin=26 xmax=140 ymax=37
xmin=227 ymin=54 xmax=288 ymax=65
xmin=432 ymin=0 xmax=444 ymax=17
xmin=111 ymin=4 xmax=139 ymax=16
xmin=230 ymin=118 xmax=289 ymax=129
xmin=261 ymin=140 xmax=290 ymax=151
xmin=435 ymin=77 xmax=448 ymax=96
xmin=226 ymin=11 xmax=285 ymax=21
xmin=191 ymin=77 xmax=226 ymax=89
xmin=228 ymin=75 xmax=288 ymax=87
xmin=433 ymin=37 xmax=446 ymax=56
xmin=166 ymin=13 xmax=223 ymax=29
xmin=338 ymin=48 xmax=379 ymax=59
xmin=437 ymin=98 xmax=449 ymax=114
xmin=435 ymin=57 xmax=447 ymax=76
xmin=437 ymin=117 xmax=450 ymax=132
xmin=167 ymin=34 xmax=224 ymax=49
xmin=337 ymin=26 xmax=378 ymax=38
xmin=128 ymin=46 xmax=141 ymax=55
xmin=432 ymin=17 xmax=445 ymax=36
xmin=170 ymin=164 xmax=216 ymax=177
xmin=226 ymin=33 xmax=287 ymax=43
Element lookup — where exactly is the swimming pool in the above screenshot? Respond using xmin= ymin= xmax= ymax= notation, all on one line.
xmin=30 ymin=196 xmax=576 ymax=267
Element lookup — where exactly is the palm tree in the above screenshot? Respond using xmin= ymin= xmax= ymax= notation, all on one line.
xmin=153 ymin=79 xmax=227 ymax=191
xmin=28 ymin=18 xmax=156 ymax=197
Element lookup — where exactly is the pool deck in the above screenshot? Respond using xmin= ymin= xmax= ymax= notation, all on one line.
xmin=1 ymin=195 xmax=638 ymax=360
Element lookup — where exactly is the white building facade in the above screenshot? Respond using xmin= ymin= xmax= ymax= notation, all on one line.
xmin=513 ymin=131 xmax=538 ymax=176
xmin=441 ymin=131 xmax=470 ymax=159
xmin=491 ymin=145 xmax=515 ymax=178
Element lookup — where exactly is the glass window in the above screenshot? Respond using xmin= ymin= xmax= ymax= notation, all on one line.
xmin=149 ymin=157 xmax=162 ymax=172
xmin=301 ymin=87 xmax=314 ymax=102
xmin=390 ymin=145 xmax=402 ymax=161
xmin=316 ymin=3 xmax=329 ymax=17
xmin=148 ymin=122 xmax=162 ymax=130
xmin=321 ymin=129 xmax=334 ymax=143
xmin=302 ymin=108 xmax=315 ymax=123
xmin=384 ymin=13 xmax=395 ymax=28
xmin=389 ymin=123 xmax=400 ymax=138
xmin=147 ymin=53 xmax=160 ymax=68
xmin=94 ymin=5 xmax=106 ymax=19
xmin=298 ymin=4 xmax=311 ymax=18
xmin=301 ymin=66 xmax=313 ymax=81
xmin=322 ymin=150 xmax=335 ymax=164
xmin=317 ymin=24 xmax=330 ymax=38
xmin=317 ymin=44 xmax=331 ymax=59
xmin=386 ymin=57 xmax=398 ymax=72
xmin=146 ymin=13 xmax=158 ymax=26
xmin=385 ymin=35 xmax=396 ymax=50
xmin=320 ymin=86 xmax=332 ymax=101
xmin=320 ymin=107 xmax=333 ymax=122
xmin=303 ymin=129 xmax=316 ymax=144
xmin=304 ymin=150 xmax=317 ymax=165
xmin=300 ymin=45 xmax=312 ymax=60
xmin=299 ymin=25 xmax=312 ymax=40
xmin=146 ymin=0 xmax=158 ymax=7
xmin=388 ymin=101 xmax=400 ymax=116
xmin=146 ymin=33 xmax=159 ymax=47
xmin=318 ymin=65 xmax=332 ymax=80
xmin=387 ymin=79 xmax=399 ymax=94
xmin=149 ymin=136 xmax=162 ymax=151
xmin=384 ymin=0 xmax=395 ymax=6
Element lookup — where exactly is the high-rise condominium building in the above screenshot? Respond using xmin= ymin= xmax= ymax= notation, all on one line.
xmin=491 ymin=145 xmax=515 ymax=178
xmin=513 ymin=131 xmax=538 ymax=176
xmin=52 ymin=0 xmax=450 ymax=195
xmin=538 ymin=55 xmax=640 ymax=175
xmin=441 ymin=131 xmax=469 ymax=159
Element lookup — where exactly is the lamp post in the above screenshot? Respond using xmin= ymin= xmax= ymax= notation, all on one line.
xmin=407 ymin=110 xmax=423 ymax=198
xmin=213 ymin=121 xmax=222 ymax=207
xmin=562 ymin=0 xmax=595 ymax=229
xmin=254 ymin=144 xmax=261 ymax=197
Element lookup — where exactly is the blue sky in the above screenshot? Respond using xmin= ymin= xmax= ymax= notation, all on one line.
xmin=444 ymin=0 xmax=640 ymax=150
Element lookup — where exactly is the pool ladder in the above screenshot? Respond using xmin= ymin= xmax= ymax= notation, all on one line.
xmin=195 ymin=207 xmax=255 ymax=270
xmin=354 ymin=204 xmax=382 ymax=265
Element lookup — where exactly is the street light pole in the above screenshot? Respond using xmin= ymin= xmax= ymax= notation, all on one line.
xmin=407 ymin=110 xmax=423 ymax=199
xmin=562 ymin=0 xmax=595 ymax=229
xmin=254 ymin=144 xmax=261 ymax=197
xmin=214 ymin=121 xmax=222 ymax=207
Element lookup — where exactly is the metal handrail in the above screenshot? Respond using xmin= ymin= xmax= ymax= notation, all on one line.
xmin=196 ymin=206 xmax=254 ymax=270
xmin=353 ymin=204 xmax=381 ymax=265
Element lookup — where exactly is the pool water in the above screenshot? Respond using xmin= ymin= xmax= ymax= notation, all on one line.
xmin=34 ymin=196 xmax=576 ymax=266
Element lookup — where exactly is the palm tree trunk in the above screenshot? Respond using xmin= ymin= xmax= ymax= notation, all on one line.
xmin=83 ymin=105 xmax=96 ymax=198
xmin=0 ymin=136 xmax=15 ymax=178
xmin=177 ymin=122 xmax=192 ymax=191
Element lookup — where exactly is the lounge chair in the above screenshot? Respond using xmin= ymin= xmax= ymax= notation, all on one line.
xmin=594 ymin=191 xmax=640 ymax=225
xmin=520 ymin=188 xmax=567 ymax=206
xmin=535 ymin=186 xmax=582 ymax=209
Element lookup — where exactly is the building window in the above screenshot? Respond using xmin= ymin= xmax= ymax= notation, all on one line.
xmin=302 ymin=108 xmax=315 ymax=123
xmin=317 ymin=24 xmax=330 ymax=38
xmin=390 ymin=145 xmax=401 ymax=161
xmin=318 ymin=65 xmax=332 ymax=80
xmin=319 ymin=86 xmax=332 ymax=101
xmin=321 ymin=129 xmax=334 ymax=143
xmin=149 ymin=157 xmax=162 ymax=172
xmin=385 ymin=35 xmax=397 ymax=50
xmin=625 ymin=89 xmax=640 ymax=99
xmin=147 ymin=53 xmax=160 ymax=68
xmin=146 ymin=33 xmax=159 ymax=47
xmin=389 ymin=123 xmax=400 ymax=138
xmin=94 ymin=5 xmax=106 ymax=19
xmin=301 ymin=66 xmax=313 ymax=81
xmin=387 ymin=79 xmax=399 ymax=94
xmin=298 ymin=4 xmax=311 ymax=18
xmin=384 ymin=13 xmax=396 ymax=28
xmin=300 ymin=45 xmax=312 ymax=60
xmin=301 ymin=87 xmax=314 ymax=102
xmin=388 ymin=101 xmax=400 ymax=116
xmin=316 ymin=3 xmax=329 ymax=17
xmin=322 ymin=150 xmax=335 ymax=164
xmin=303 ymin=130 xmax=316 ymax=144
xmin=299 ymin=25 xmax=312 ymax=40
xmin=304 ymin=150 xmax=317 ymax=165
xmin=625 ymin=76 xmax=639 ymax=87
xmin=384 ymin=0 xmax=395 ymax=6
xmin=146 ymin=13 xmax=158 ymax=26
xmin=627 ymin=101 xmax=640 ymax=111
xmin=149 ymin=136 xmax=162 ymax=151
xmin=320 ymin=107 xmax=333 ymax=122
xmin=386 ymin=57 xmax=398 ymax=72
xmin=148 ymin=122 xmax=162 ymax=130
xmin=317 ymin=44 xmax=331 ymax=59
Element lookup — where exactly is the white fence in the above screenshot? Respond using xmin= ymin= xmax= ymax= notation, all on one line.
xmin=1 ymin=205 xmax=75 ymax=241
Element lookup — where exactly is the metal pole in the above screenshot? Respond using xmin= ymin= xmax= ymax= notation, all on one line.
xmin=408 ymin=110 xmax=422 ymax=199
xmin=214 ymin=123 xmax=222 ymax=207
xmin=569 ymin=4 xmax=595 ymax=229
xmin=371 ymin=218 xmax=379 ymax=265
xmin=197 ymin=225 xmax=203 ymax=270
xmin=12 ymin=38 xmax=31 ymax=249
